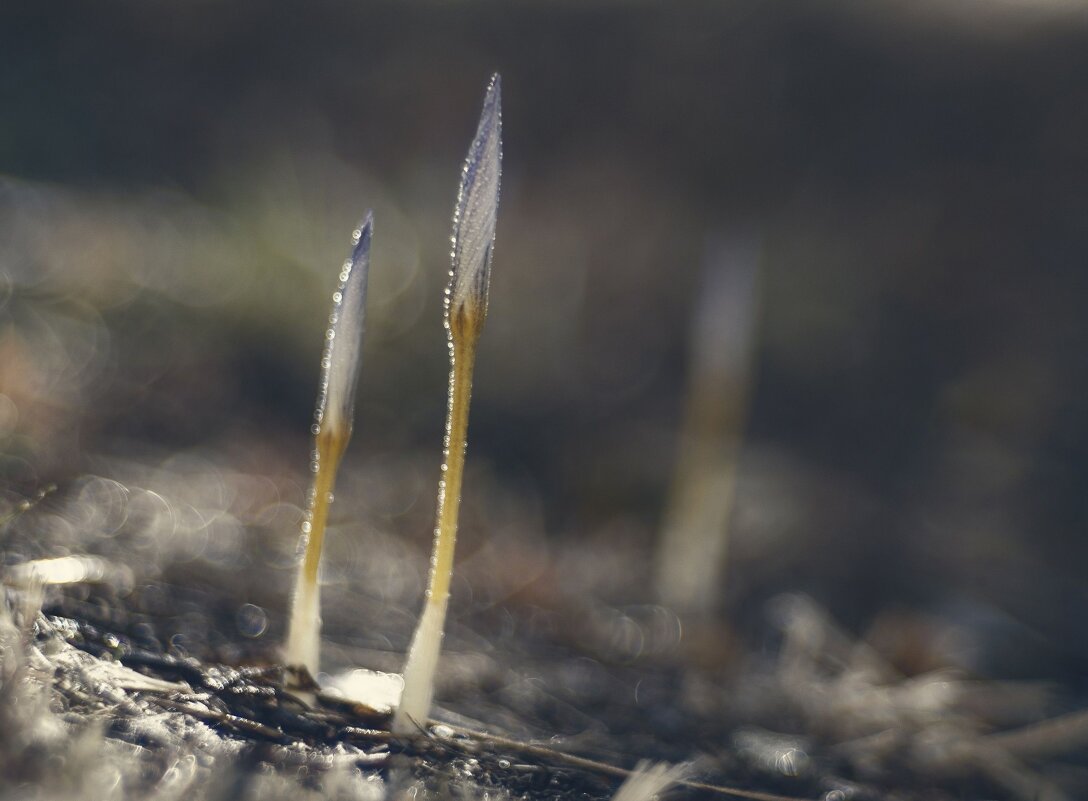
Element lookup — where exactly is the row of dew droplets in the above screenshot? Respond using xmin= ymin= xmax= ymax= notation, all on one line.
xmin=300 ymin=246 xmax=358 ymax=524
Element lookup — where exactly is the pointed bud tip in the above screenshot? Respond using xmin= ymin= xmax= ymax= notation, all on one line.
xmin=485 ymin=75 xmax=500 ymax=124
xmin=478 ymin=74 xmax=501 ymax=136
xmin=350 ymin=210 xmax=374 ymax=262
xmin=323 ymin=212 xmax=372 ymax=434
xmin=448 ymin=78 xmax=503 ymax=328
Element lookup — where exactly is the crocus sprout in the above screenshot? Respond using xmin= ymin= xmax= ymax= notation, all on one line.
xmin=393 ymin=74 xmax=502 ymax=733
xmin=654 ymin=233 xmax=759 ymax=613
xmin=285 ymin=213 xmax=373 ymax=677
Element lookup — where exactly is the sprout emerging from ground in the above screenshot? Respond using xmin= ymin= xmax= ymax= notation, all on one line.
xmin=393 ymin=74 xmax=502 ymax=733
xmin=655 ymin=233 xmax=759 ymax=614
xmin=285 ymin=213 xmax=373 ymax=677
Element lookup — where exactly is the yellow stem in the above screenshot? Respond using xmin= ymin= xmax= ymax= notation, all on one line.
xmin=299 ymin=427 xmax=348 ymax=587
xmin=286 ymin=424 xmax=349 ymax=674
xmin=426 ymin=330 xmax=478 ymax=607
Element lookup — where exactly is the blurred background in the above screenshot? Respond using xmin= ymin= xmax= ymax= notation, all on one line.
xmin=1 ymin=0 xmax=1086 ymax=694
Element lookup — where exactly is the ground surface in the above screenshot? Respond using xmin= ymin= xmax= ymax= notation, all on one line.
xmin=1 ymin=476 xmax=1086 ymax=801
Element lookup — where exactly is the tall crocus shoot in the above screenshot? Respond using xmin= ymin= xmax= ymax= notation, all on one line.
xmin=285 ymin=214 xmax=373 ymax=677
xmin=393 ymin=74 xmax=502 ymax=733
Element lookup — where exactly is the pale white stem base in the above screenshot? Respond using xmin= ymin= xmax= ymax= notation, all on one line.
xmin=284 ymin=578 xmax=321 ymax=677
xmin=392 ymin=597 xmax=448 ymax=734
xmin=655 ymin=460 xmax=738 ymax=612
xmin=612 ymin=761 xmax=689 ymax=801
xmin=322 ymin=668 xmax=404 ymax=716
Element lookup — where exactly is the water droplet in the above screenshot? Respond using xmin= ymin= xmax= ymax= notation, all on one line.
xmin=333 ymin=291 xmax=343 ymax=303
xmin=236 ymin=603 xmax=268 ymax=638
xmin=310 ymin=423 xmax=321 ymax=436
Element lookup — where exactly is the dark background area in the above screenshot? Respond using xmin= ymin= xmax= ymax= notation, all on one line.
xmin=1 ymin=0 xmax=1086 ymax=688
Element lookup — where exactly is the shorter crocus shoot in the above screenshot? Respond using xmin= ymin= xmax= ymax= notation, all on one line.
xmin=285 ymin=213 xmax=373 ymax=678
xmin=393 ymin=74 xmax=502 ymax=733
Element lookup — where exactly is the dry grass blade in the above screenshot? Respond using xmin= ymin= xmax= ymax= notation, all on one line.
xmin=423 ymin=724 xmax=814 ymax=801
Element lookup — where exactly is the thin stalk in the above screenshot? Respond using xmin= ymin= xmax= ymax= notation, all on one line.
xmin=391 ymin=322 xmax=476 ymax=726
xmin=429 ymin=331 xmax=479 ymax=605
xmin=395 ymin=324 xmax=480 ymax=732
xmin=284 ymin=427 xmax=347 ymax=674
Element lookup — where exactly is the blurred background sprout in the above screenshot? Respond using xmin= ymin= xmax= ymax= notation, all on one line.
xmin=654 ymin=232 xmax=760 ymax=615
